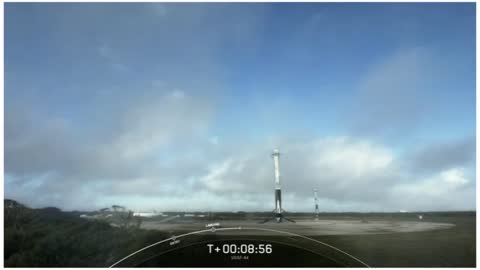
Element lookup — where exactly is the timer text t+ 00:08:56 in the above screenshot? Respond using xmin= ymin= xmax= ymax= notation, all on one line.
xmin=207 ymin=244 xmax=273 ymax=254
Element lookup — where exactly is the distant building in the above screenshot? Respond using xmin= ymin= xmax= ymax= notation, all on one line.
xmin=133 ymin=212 xmax=164 ymax=217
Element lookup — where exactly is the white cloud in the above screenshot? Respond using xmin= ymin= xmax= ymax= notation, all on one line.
xmin=311 ymin=137 xmax=393 ymax=179
xmin=394 ymin=167 xmax=469 ymax=197
xmin=389 ymin=167 xmax=472 ymax=210
xmin=6 ymin=130 xmax=476 ymax=211
xmin=97 ymin=44 xmax=128 ymax=72
xmin=169 ymin=89 xmax=185 ymax=99
xmin=98 ymin=44 xmax=112 ymax=59
xmin=442 ymin=167 xmax=469 ymax=186
xmin=111 ymin=63 xmax=128 ymax=72
xmin=100 ymin=89 xmax=212 ymax=161
xmin=200 ymin=159 xmax=235 ymax=192
xmin=209 ymin=136 xmax=219 ymax=145
xmin=5 ymin=98 xmax=475 ymax=212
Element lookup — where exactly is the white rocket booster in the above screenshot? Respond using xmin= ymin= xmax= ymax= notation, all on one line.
xmin=273 ymin=149 xmax=281 ymax=189
xmin=272 ymin=149 xmax=283 ymax=221
xmin=259 ymin=148 xmax=295 ymax=224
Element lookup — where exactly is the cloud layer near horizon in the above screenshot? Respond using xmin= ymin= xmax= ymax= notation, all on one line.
xmin=5 ymin=85 xmax=475 ymax=212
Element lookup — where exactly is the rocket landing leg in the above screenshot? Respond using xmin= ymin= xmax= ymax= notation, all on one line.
xmin=258 ymin=211 xmax=296 ymax=224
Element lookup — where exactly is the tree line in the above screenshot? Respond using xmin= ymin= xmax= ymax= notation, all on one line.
xmin=4 ymin=199 xmax=167 ymax=267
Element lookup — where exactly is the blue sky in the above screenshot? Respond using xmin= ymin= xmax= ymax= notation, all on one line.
xmin=5 ymin=3 xmax=476 ymax=212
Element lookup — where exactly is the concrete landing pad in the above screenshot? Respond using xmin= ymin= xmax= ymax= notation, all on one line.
xmin=141 ymin=218 xmax=454 ymax=236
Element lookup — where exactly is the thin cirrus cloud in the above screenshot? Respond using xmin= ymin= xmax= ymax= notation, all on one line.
xmin=97 ymin=45 xmax=129 ymax=72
